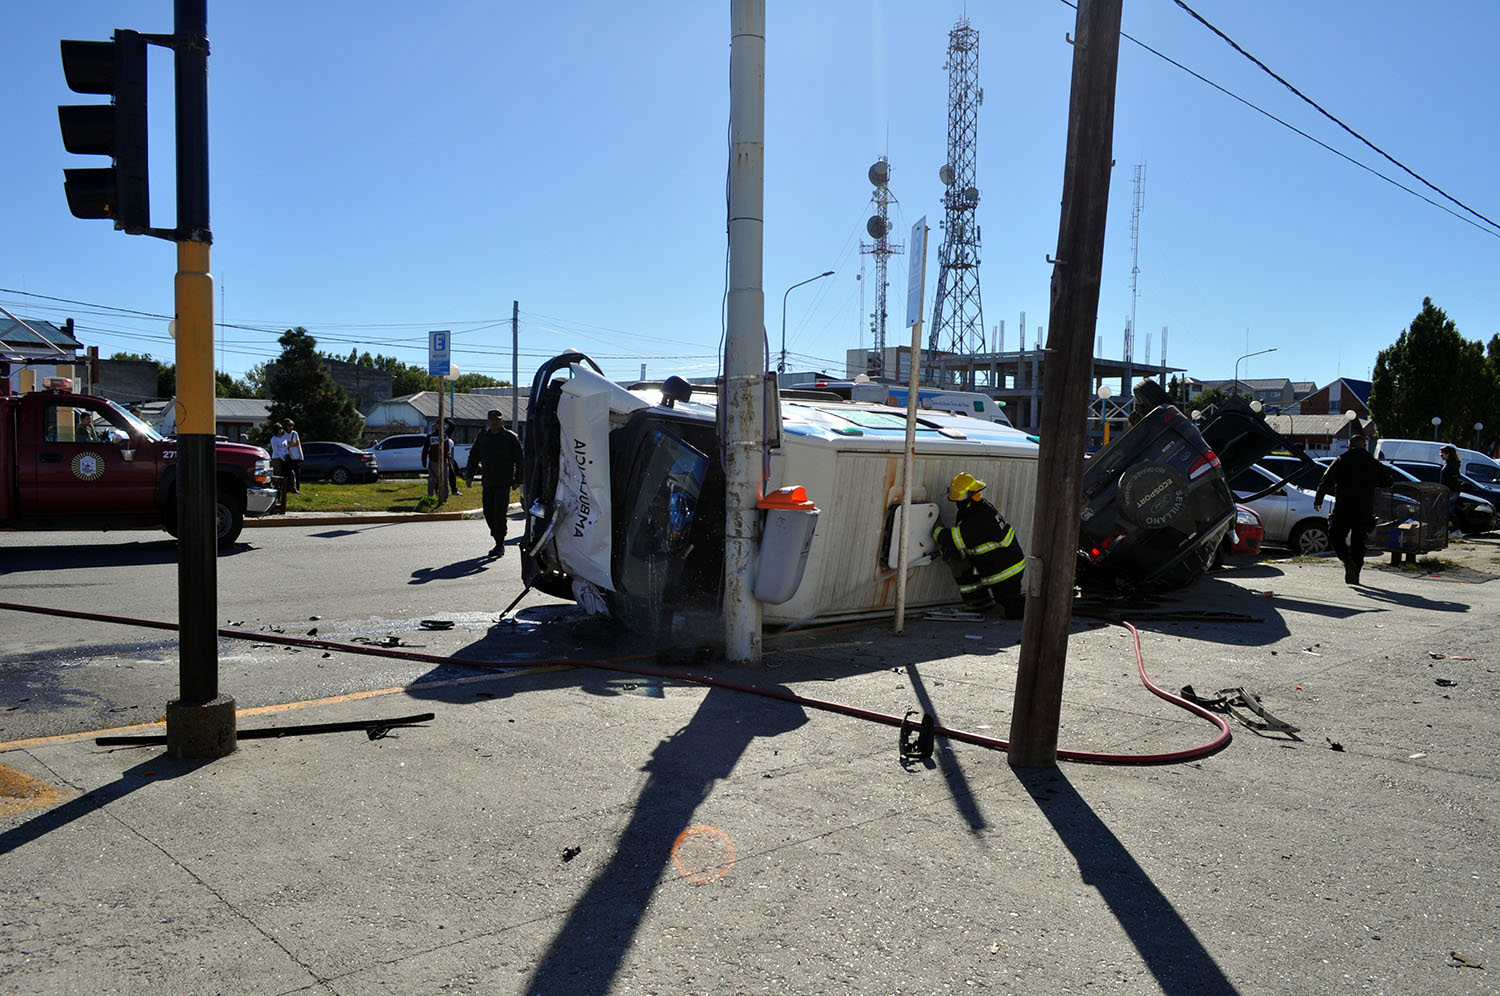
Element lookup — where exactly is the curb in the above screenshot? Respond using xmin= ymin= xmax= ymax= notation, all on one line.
xmin=245 ymin=509 xmax=486 ymax=528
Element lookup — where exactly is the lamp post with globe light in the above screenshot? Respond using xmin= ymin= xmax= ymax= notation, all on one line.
xmin=1432 ymin=415 xmax=1442 ymax=441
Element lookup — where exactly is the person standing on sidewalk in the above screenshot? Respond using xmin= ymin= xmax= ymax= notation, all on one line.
xmin=465 ymin=409 xmax=523 ymax=557
xmin=268 ymin=422 xmax=291 ymax=497
xmin=1314 ymin=433 xmax=1392 ymax=585
xmin=1440 ymin=444 xmax=1464 ymax=535
xmin=423 ymin=421 xmax=457 ymax=498
xmin=283 ymin=419 xmax=305 ymax=494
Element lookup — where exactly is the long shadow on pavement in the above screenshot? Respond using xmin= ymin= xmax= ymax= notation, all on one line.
xmin=0 ymin=754 xmax=206 ymax=857
xmin=1012 ymin=765 xmax=1240 ymax=996
xmin=523 ymin=683 xmax=807 ymax=995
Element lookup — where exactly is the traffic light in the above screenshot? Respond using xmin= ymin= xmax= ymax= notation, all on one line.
xmin=58 ymin=29 xmax=149 ymax=234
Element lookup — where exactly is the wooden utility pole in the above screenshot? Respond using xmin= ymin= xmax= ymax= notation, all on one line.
xmin=1009 ymin=0 xmax=1124 ymax=768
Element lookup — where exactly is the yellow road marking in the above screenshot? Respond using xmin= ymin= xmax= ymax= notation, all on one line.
xmin=0 ymin=666 xmax=565 ymax=753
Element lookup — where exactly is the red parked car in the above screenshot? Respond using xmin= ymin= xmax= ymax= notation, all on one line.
xmin=1215 ymin=503 xmax=1264 ymax=568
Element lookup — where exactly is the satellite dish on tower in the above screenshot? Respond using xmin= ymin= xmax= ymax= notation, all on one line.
xmin=963 ymin=186 xmax=980 ymax=206
xmin=866 ymin=216 xmax=891 ymax=239
xmin=868 ymin=160 xmax=889 ymax=187
xmin=939 ymin=164 xmax=955 ymax=186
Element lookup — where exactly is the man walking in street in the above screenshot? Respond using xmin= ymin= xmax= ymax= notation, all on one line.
xmin=466 ymin=409 xmax=524 ymax=558
xmin=932 ymin=472 xmax=1026 ymax=618
xmin=1314 ymin=433 xmax=1393 ymax=585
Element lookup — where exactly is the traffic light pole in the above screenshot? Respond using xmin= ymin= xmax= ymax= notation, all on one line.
xmin=164 ymin=0 xmax=234 ymax=759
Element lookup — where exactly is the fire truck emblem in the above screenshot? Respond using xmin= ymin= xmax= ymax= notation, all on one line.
xmin=71 ymin=452 xmax=105 ymax=482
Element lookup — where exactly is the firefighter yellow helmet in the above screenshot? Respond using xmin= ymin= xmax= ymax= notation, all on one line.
xmin=948 ymin=472 xmax=985 ymax=502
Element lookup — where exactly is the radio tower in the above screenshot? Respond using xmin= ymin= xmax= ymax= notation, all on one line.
xmin=859 ymin=157 xmax=903 ymax=378
xmin=1125 ymin=162 xmax=1145 ymax=392
xmin=928 ymin=16 xmax=985 ymax=380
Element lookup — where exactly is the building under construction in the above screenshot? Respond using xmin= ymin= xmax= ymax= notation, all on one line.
xmin=847 ymin=344 xmax=1183 ymax=440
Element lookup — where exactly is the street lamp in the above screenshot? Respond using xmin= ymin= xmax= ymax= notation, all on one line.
xmin=1476 ymin=422 xmax=1485 ymax=449
xmin=1432 ymin=415 xmax=1442 ymax=441
xmin=1344 ymin=409 xmax=1357 ymax=444
xmin=1096 ymin=383 xmax=1113 ymax=445
xmin=779 ymin=270 xmax=835 ymax=376
xmin=1232 ymin=347 xmax=1277 ymax=400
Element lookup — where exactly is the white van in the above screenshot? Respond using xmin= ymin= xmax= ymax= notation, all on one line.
xmin=1373 ymin=438 xmax=1500 ymax=487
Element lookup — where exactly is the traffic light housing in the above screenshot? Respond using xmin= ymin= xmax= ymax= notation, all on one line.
xmin=58 ymin=29 xmax=149 ymax=234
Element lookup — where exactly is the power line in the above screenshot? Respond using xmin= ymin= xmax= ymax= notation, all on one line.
xmin=1171 ymin=0 xmax=1500 ymax=236
xmin=1050 ymin=0 xmax=1500 ymax=240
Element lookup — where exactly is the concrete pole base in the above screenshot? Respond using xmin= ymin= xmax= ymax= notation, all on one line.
xmin=166 ymin=694 xmax=237 ymax=760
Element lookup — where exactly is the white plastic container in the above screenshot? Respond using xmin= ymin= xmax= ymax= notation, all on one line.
xmin=755 ymin=486 xmax=820 ymax=604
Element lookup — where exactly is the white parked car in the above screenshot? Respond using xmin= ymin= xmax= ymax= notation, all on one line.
xmin=364 ymin=433 xmax=472 ymax=475
xmin=1228 ymin=463 xmax=1332 ymax=554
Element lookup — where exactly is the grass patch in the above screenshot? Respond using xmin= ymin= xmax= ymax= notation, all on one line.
xmin=283 ymin=479 xmax=506 ymax=514
xmin=1396 ymin=556 xmax=1461 ymax=573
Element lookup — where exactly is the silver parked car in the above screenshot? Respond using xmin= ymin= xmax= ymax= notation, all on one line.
xmin=1228 ymin=464 xmax=1331 ymax=554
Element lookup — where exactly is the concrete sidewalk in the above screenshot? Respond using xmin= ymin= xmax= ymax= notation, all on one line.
xmin=3 ymin=556 xmax=1497 ymax=995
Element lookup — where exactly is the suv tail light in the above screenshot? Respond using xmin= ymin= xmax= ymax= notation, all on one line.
xmin=1187 ymin=450 xmax=1222 ymax=481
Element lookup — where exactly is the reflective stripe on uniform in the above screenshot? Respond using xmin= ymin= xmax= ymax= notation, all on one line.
xmin=957 ymin=581 xmax=983 ymax=594
xmin=979 ymin=560 xmax=1025 ymax=586
xmin=951 ymin=525 xmax=965 ymax=551
xmin=997 ymin=526 xmax=1015 ymax=547
xmin=969 ymin=540 xmax=1002 ymax=555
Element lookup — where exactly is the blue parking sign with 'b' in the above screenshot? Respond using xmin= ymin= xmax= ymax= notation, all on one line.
xmin=428 ymin=330 xmax=451 ymax=376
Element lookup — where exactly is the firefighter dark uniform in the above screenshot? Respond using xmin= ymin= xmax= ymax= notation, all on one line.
xmin=932 ymin=472 xmax=1026 ymax=618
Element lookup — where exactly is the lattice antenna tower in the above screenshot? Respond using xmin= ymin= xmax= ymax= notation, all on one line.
xmin=927 ymin=17 xmax=985 ymax=375
xmin=1126 ymin=162 xmax=1146 ymax=383
xmin=859 ymin=157 xmax=903 ymax=378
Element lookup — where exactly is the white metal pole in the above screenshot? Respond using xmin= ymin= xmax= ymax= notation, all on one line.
xmin=725 ymin=0 xmax=766 ymax=665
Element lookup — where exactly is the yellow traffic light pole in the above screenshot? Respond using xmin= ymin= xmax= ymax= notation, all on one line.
xmin=164 ymin=0 xmax=236 ymax=759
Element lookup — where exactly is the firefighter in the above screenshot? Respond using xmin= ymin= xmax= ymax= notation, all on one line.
xmin=932 ymin=472 xmax=1026 ymax=618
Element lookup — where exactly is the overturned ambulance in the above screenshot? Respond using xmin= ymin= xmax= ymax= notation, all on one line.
xmin=519 ymin=353 xmax=1306 ymax=635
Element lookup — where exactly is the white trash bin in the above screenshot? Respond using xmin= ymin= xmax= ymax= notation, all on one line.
xmin=754 ymin=486 xmax=819 ymax=604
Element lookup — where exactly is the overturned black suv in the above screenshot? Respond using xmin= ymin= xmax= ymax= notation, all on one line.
xmin=1076 ymin=380 xmax=1315 ymax=592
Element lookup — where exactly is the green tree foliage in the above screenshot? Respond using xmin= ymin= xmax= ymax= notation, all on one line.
xmin=1370 ymin=298 xmax=1496 ymax=443
xmin=216 ymin=370 xmax=264 ymax=397
xmin=258 ymin=328 xmax=364 ymax=445
xmin=321 ymin=349 xmax=507 ymax=397
xmin=240 ymin=362 xmax=269 ymax=398
xmin=1186 ymin=386 xmax=1231 ymax=415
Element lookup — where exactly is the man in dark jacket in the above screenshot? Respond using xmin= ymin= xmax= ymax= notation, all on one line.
xmin=1314 ymin=434 xmax=1392 ymax=585
xmin=932 ymin=472 xmax=1026 ymax=618
xmin=1440 ymin=444 xmax=1464 ymax=534
xmin=465 ymin=409 xmax=524 ymax=557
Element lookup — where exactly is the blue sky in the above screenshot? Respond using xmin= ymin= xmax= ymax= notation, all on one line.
xmin=4 ymin=1 xmax=1497 ymax=394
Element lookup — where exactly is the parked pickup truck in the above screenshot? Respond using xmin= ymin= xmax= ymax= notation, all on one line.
xmin=0 ymin=380 xmax=277 ymax=547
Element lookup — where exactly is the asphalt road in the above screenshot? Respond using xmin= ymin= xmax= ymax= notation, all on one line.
xmin=0 ymin=518 xmax=587 ymax=743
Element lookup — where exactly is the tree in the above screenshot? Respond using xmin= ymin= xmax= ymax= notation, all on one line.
xmin=1370 ymin=298 xmax=1493 ymax=441
xmin=258 ymin=328 xmax=364 ymax=445
xmin=1186 ymin=386 xmax=1231 ymax=415
xmin=240 ymin=362 xmax=269 ymax=398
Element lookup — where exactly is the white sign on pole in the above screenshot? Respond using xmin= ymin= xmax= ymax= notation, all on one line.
xmin=905 ymin=217 xmax=927 ymax=328
xmin=428 ymin=330 xmax=451 ymax=376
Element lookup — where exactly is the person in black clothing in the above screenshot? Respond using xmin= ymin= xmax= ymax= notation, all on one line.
xmin=1314 ymin=434 xmax=1393 ymax=585
xmin=465 ymin=409 xmax=524 ymax=557
xmin=422 ymin=420 xmax=462 ymax=497
xmin=1440 ymin=445 xmax=1464 ymax=533
xmin=932 ymin=472 xmax=1027 ymax=618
